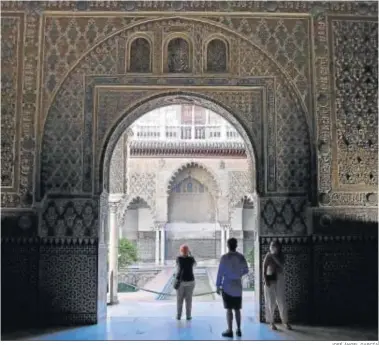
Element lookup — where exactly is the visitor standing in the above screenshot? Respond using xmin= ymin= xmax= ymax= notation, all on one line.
xmin=174 ymin=244 xmax=196 ymax=320
xmin=263 ymin=240 xmax=292 ymax=330
xmin=216 ymin=237 xmax=249 ymax=338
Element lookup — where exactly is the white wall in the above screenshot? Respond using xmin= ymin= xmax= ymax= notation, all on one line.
xmin=243 ymin=208 xmax=256 ymax=231
xmin=122 ymin=209 xmax=138 ymax=239
xmin=138 ymin=208 xmax=154 ymax=231
xmin=231 ymin=207 xmax=243 ymax=230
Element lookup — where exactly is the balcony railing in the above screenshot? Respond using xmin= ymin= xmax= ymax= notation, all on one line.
xmin=132 ymin=124 xmax=244 ymax=142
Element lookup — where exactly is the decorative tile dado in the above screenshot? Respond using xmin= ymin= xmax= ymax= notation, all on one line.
xmin=39 ymin=241 xmax=98 ymax=325
xmin=260 ymin=197 xmax=309 ymax=235
xmin=1 ymin=237 xmax=39 ymax=331
xmin=40 ymin=198 xmax=99 ymax=238
xmin=312 ymin=234 xmax=378 ymax=325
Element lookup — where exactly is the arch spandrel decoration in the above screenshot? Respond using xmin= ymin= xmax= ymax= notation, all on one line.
xmin=40 ymin=16 xmax=313 ymax=207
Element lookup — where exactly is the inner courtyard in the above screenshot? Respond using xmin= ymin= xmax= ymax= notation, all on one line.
xmin=1 ymin=0 xmax=378 ymax=342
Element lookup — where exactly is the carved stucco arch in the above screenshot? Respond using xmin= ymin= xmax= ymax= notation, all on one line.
xmin=118 ymin=195 xmax=155 ymax=225
xmin=166 ymin=161 xmax=221 ymax=197
xmin=100 ymin=92 xmax=257 ymax=196
xmin=40 ymin=15 xmax=314 ymax=200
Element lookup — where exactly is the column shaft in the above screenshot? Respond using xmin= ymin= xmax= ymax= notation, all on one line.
xmin=108 ymin=202 xmax=119 ymax=304
xmin=155 ymin=228 xmax=160 ymax=265
xmin=160 ymin=225 xmax=165 ymax=265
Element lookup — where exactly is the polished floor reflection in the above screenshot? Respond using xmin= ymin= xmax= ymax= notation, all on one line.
xmin=4 ymin=300 xmax=378 ymax=341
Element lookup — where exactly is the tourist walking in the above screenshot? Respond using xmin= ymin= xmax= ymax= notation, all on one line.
xmin=174 ymin=244 xmax=196 ymax=320
xmin=263 ymin=240 xmax=292 ymax=330
xmin=216 ymin=238 xmax=249 ymax=338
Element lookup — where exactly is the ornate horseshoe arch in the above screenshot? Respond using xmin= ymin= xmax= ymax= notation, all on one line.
xmin=166 ymin=161 xmax=221 ymax=197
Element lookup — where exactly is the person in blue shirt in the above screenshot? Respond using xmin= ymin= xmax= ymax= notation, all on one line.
xmin=216 ymin=237 xmax=249 ymax=338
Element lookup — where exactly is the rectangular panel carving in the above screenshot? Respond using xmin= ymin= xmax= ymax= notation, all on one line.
xmin=329 ymin=17 xmax=378 ymax=190
xmin=1 ymin=13 xmax=23 ymax=191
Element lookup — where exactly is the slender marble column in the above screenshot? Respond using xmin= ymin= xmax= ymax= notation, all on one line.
xmin=155 ymin=226 xmax=160 ymax=265
xmin=220 ymin=226 xmax=225 ymax=255
xmin=160 ymin=224 xmax=165 ymax=265
xmin=108 ymin=201 xmax=120 ymax=304
xmin=226 ymin=224 xmax=231 ymax=249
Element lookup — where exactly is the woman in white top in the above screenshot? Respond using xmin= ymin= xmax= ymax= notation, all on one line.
xmin=263 ymin=240 xmax=292 ymax=330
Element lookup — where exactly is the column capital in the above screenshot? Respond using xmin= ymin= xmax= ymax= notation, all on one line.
xmin=220 ymin=223 xmax=231 ymax=230
xmin=108 ymin=201 xmax=120 ymax=213
xmin=154 ymin=222 xmax=166 ymax=231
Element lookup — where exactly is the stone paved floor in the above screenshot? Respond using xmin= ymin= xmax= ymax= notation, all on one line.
xmin=4 ymin=300 xmax=377 ymax=341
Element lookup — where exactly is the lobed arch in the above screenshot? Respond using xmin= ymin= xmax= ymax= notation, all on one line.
xmin=166 ymin=161 xmax=221 ymax=197
xmin=118 ymin=195 xmax=155 ymax=225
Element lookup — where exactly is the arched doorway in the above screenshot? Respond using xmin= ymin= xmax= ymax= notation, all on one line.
xmin=102 ymin=97 xmax=260 ymax=312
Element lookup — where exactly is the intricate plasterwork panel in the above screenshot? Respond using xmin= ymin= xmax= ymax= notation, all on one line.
xmin=238 ymin=39 xmax=311 ymax=193
xmin=2 ymin=1 xmax=377 ymax=15
xmin=128 ymin=172 xmax=156 ymax=211
xmin=207 ymin=16 xmax=311 ymax=107
xmin=1 ymin=14 xmax=22 ymax=190
xmin=109 ymin=135 xmax=125 ymax=194
xmin=228 ymin=171 xmax=253 ymax=208
xmin=40 ymin=17 xmax=311 ymax=202
xmin=40 ymin=198 xmax=99 ymax=237
xmin=42 ymin=16 xmax=149 ymax=116
xmin=1 ymin=11 xmax=39 ymax=208
xmin=330 ymin=17 xmax=378 ymax=189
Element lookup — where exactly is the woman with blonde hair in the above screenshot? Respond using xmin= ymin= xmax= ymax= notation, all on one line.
xmin=173 ymin=244 xmax=196 ymax=320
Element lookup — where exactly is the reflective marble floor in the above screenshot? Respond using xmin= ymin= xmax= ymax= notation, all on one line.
xmin=3 ymin=300 xmax=378 ymax=341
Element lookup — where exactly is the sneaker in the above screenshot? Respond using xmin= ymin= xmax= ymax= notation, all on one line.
xmin=176 ymin=316 xmax=181 ymax=320
xmin=186 ymin=316 xmax=192 ymax=321
xmin=236 ymin=329 xmax=242 ymax=337
xmin=222 ymin=330 xmax=233 ymax=338
xmin=270 ymin=323 xmax=278 ymax=331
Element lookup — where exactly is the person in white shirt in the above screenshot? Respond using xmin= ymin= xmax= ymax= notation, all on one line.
xmin=263 ymin=240 xmax=292 ymax=330
xmin=216 ymin=237 xmax=249 ymax=338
